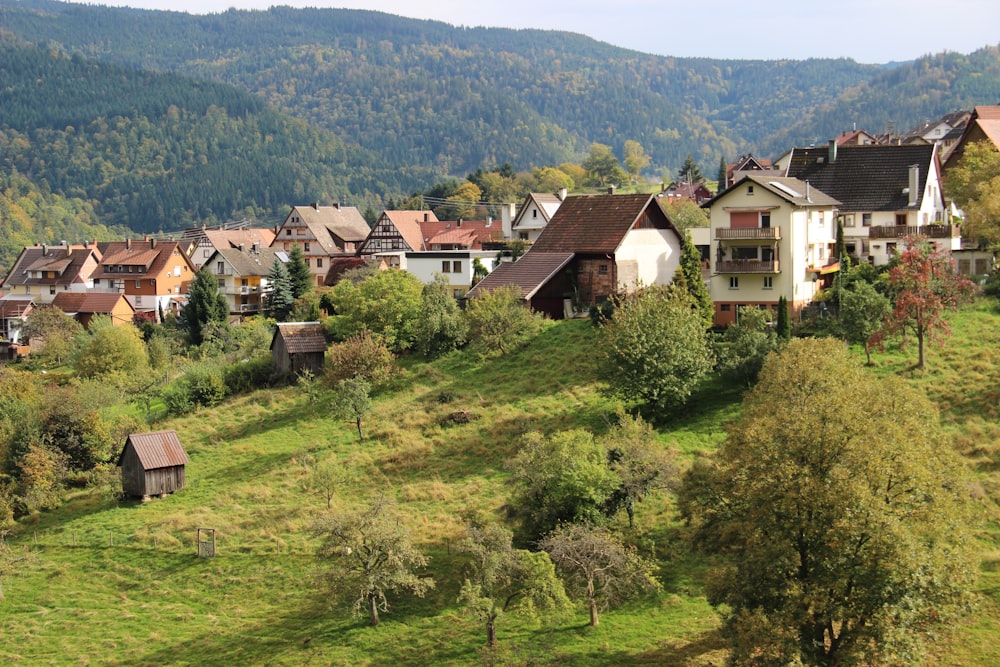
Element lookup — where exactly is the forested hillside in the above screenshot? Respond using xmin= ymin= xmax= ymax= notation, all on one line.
xmin=2 ymin=0 xmax=1000 ymax=250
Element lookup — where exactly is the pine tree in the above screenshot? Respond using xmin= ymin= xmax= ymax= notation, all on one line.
xmin=677 ymin=154 xmax=702 ymax=184
xmin=776 ymin=295 xmax=791 ymax=340
xmin=716 ymin=156 xmax=728 ymax=191
xmin=676 ymin=231 xmax=713 ymax=328
xmin=181 ymin=266 xmax=229 ymax=345
xmin=265 ymin=258 xmax=295 ymax=322
xmin=287 ymin=244 xmax=313 ymax=299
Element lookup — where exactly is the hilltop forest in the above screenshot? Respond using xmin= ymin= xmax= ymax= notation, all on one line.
xmin=2 ymin=0 xmax=1000 ymax=267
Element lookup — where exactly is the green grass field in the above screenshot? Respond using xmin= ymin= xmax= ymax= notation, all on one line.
xmin=1 ymin=307 xmax=998 ymax=666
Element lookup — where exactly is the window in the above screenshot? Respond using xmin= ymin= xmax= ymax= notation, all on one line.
xmin=598 ymin=264 xmax=609 ymax=275
xmin=216 ymin=261 xmax=225 ymax=274
xmin=49 ymin=285 xmax=56 ymax=295
xmin=760 ymin=213 xmax=771 ymax=228
xmin=453 ymin=289 xmax=464 ymax=298
xmin=218 ymin=279 xmax=225 ymax=289
xmin=286 ymin=229 xmax=292 ymax=236
xmin=720 ymin=304 xmax=731 ymax=312
xmin=818 ymin=246 xmax=826 ymax=260
xmin=94 ymin=279 xmax=100 ymax=287
xmin=732 ymin=247 xmax=758 ymax=260
xmin=452 ymin=261 xmax=462 ymax=273
xmin=844 ymin=214 xmax=855 ymax=228
xmin=763 ymin=276 xmax=773 ymax=289
xmin=304 ymin=242 xmax=311 ymax=252
xmin=862 ymin=213 xmax=872 ymax=227
xmin=846 ymin=242 xmax=857 ymax=256
xmin=316 ymin=258 xmax=323 ymax=268
xmin=729 ymin=276 xmax=739 ymax=289
xmin=532 ymin=209 xmax=538 ymax=219
xmin=174 ymin=266 xmax=181 ymax=277
xmin=519 ymin=232 xmax=529 ymax=240
xmin=303 ymin=258 xmax=310 ymax=267
xmin=747 ymin=185 xmax=754 ymax=195
xmin=134 ymin=280 xmax=141 ymax=289
xmin=442 ymin=261 xmax=451 ymax=273
xmin=896 ymin=214 xmax=907 ymax=226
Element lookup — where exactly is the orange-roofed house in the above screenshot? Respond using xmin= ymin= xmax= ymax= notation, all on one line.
xmin=51 ymin=291 xmax=135 ymax=328
xmin=91 ymin=239 xmax=197 ymax=321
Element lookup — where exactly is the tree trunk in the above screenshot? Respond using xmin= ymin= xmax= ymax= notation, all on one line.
xmin=486 ymin=617 xmax=497 ymax=647
xmin=356 ymin=417 xmax=364 ymax=441
xmin=917 ymin=327 xmax=926 ymax=369
xmin=626 ymin=497 xmax=635 ymax=528
xmin=368 ymin=594 xmax=380 ymax=626
xmin=589 ymin=596 xmax=600 ymax=626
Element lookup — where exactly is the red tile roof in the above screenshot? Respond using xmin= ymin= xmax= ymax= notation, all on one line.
xmin=51 ymin=291 xmax=134 ymax=315
xmin=272 ymin=322 xmax=327 ymax=353
xmin=465 ymin=252 xmax=575 ymax=300
xmin=530 ymin=193 xmax=673 ymax=254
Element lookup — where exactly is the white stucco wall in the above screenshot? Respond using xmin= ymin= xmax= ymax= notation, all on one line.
xmin=615 ymin=228 xmax=682 ymax=291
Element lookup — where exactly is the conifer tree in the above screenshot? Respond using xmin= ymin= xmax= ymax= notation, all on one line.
xmin=287 ymin=244 xmax=313 ymax=299
xmin=716 ymin=156 xmax=728 ymax=191
xmin=265 ymin=258 xmax=295 ymax=322
xmin=181 ymin=266 xmax=229 ymax=345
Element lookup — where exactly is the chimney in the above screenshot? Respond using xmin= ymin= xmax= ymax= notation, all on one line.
xmin=150 ymin=238 xmax=156 ymax=249
xmin=251 ymin=242 xmax=259 ymax=254
xmin=457 ymin=219 xmax=463 ymax=227
xmin=486 ymin=217 xmax=493 ymax=227
xmin=908 ymin=164 xmax=919 ymax=207
xmin=42 ymin=244 xmax=48 ymax=255
xmin=424 ymin=212 xmax=430 ymax=222
xmin=333 ymin=202 xmax=340 ymax=210
xmin=608 ymin=185 xmax=616 ymax=195
xmin=126 ymin=238 xmax=132 ymax=250
xmin=806 ymin=181 xmax=812 ymax=203
xmin=238 ymin=243 xmax=245 ymax=253
xmin=558 ymin=188 xmax=568 ymax=201
xmin=311 ymin=202 xmax=319 ymax=210
xmin=84 ymin=240 xmax=90 ymax=249
xmin=501 ymin=202 xmax=516 ymax=239
xmin=828 ymin=139 xmax=838 ymax=163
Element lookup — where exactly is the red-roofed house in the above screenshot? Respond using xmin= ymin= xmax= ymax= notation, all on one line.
xmin=91 ymin=239 xmax=196 ymax=320
xmin=272 ymin=203 xmax=372 ymax=287
xmin=0 ymin=242 xmax=101 ymax=304
xmin=51 ymin=291 xmax=135 ymax=328
xmin=467 ymin=193 xmax=683 ymax=318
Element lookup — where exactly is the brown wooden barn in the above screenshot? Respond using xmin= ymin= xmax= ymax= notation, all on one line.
xmin=270 ymin=321 xmax=326 ymax=376
xmin=117 ymin=430 xmax=189 ymax=500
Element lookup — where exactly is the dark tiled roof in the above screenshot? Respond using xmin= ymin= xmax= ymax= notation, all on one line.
xmin=530 ymin=193 xmax=672 ymax=254
xmin=212 ymin=247 xmax=285 ymax=276
xmin=272 ymin=322 xmax=327 ymax=353
xmin=119 ymin=430 xmax=188 ymax=469
xmin=706 ymin=173 xmax=839 ymax=209
xmin=0 ymin=296 xmax=34 ymax=318
xmin=291 ymin=205 xmax=371 ymax=251
xmin=465 ymin=252 xmax=575 ymax=300
xmin=92 ymin=240 xmax=190 ymax=279
xmin=784 ymin=144 xmax=935 ymax=211
xmin=2 ymin=245 xmax=99 ymax=288
xmin=51 ymin=291 xmax=134 ymax=315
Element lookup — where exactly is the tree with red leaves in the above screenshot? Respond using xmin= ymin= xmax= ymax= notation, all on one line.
xmin=872 ymin=236 xmax=978 ymax=369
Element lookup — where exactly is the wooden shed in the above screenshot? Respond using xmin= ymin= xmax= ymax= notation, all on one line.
xmin=270 ymin=321 xmax=327 ymax=376
xmin=117 ymin=430 xmax=189 ymax=500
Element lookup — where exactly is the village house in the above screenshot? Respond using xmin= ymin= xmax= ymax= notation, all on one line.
xmin=271 ymin=203 xmax=371 ymax=288
xmin=358 ymin=209 xmax=441 ymax=266
xmin=181 ymin=223 xmax=277 ymax=270
xmin=0 ymin=242 xmax=102 ymax=305
xmin=50 ymin=291 xmax=136 ymax=328
xmin=467 ymin=192 xmax=683 ymax=318
xmin=90 ymin=238 xmax=197 ymax=321
xmin=202 ymin=244 xmax=287 ymax=319
xmin=784 ymin=141 xmax=956 ymax=265
xmin=503 ymin=191 xmax=566 ymax=242
xmin=703 ymin=174 xmax=839 ymax=327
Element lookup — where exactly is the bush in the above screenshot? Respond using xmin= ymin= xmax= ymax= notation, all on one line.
xmin=222 ymin=356 xmax=276 ymax=395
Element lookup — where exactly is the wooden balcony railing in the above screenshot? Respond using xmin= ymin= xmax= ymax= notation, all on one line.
xmin=868 ymin=224 xmax=957 ymax=240
xmin=715 ymin=259 xmax=780 ymax=274
xmin=715 ymin=227 xmax=781 ymax=240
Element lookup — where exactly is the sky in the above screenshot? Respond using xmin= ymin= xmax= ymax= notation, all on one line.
xmin=63 ymin=0 xmax=1000 ymax=63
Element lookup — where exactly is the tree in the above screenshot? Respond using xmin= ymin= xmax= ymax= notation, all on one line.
xmin=659 ymin=198 xmax=709 ymax=231
xmin=457 ymin=523 xmax=569 ymax=647
xmin=675 ymin=230 xmax=713 ymax=328
xmin=776 ymin=295 xmax=791 ymax=340
xmin=305 ymin=455 xmax=350 ymax=509
xmin=597 ymin=286 xmax=714 ymax=418
xmin=714 ymin=305 xmax=782 ymax=388
xmin=838 ymin=280 xmax=891 ymax=365
xmin=531 ymin=166 xmax=574 ymax=193
xmin=314 ymin=496 xmax=434 ymax=627
xmin=679 ymin=338 xmax=976 ymax=666
xmin=716 ymin=156 xmax=728 ymax=191
xmin=583 ymin=143 xmax=626 ymax=186
xmin=539 ymin=523 xmax=659 ymax=627
xmin=325 ymin=329 xmax=397 ymax=390
xmin=264 ymin=258 xmax=294 ymax=321
xmin=622 ymin=140 xmax=650 ymax=183
xmin=414 ymin=275 xmax=468 ymax=359
xmin=326 ymin=270 xmax=424 ymax=352
xmin=507 ymin=429 xmax=620 ymax=543
xmin=19 ymin=305 xmax=83 ymax=366
xmin=74 ymin=321 xmax=150 ymax=391
xmin=945 ymin=140 xmax=1000 ymax=244
xmin=286 ymin=243 xmax=313 ymax=299
xmin=436 ymin=181 xmax=483 ymax=220
xmin=464 ymin=285 xmax=544 ymax=357
xmin=872 ymin=236 xmax=977 ymax=369
xmin=330 ymin=377 xmax=372 ymax=441
xmin=601 ymin=411 xmax=677 ymax=528
xmin=676 ymin=154 xmax=702 ymax=184
xmin=181 ymin=266 xmax=229 ymax=345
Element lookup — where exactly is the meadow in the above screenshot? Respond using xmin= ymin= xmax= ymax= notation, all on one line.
xmin=1 ymin=303 xmax=998 ymax=666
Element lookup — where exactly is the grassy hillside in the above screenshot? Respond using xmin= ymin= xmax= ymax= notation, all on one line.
xmin=1 ymin=308 xmax=999 ymax=665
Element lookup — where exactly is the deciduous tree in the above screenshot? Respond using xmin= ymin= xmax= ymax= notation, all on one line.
xmin=622 ymin=140 xmax=650 ymax=183
xmin=945 ymin=140 xmax=1000 ymax=244
xmin=598 ymin=286 xmax=714 ymax=418
xmin=714 ymin=305 xmax=782 ymax=388
xmin=679 ymin=338 xmax=976 ymax=666
xmin=464 ymin=284 xmax=544 ymax=356
xmin=872 ymin=236 xmax=977 ymax=369
xmin=326 ymin=269 xmax=424 ymax=352
xmin=314 ymin=496 xmax=434 ymax=627
xmin=414 ymin=274 xmax=468 ymax=359
xmin=457 ymin=523 xmax=569 ymax=647
xmin=601 ymin=411 xmax=676 ymax=528
xmin=583 ymin=143 xmax=626 ymax=186
xmin=325 ymin=329 xmax=396 ymax=390
xmin=539 ymin=523 xmax=659 ymax=627
xmin=330 ymin=377 xmax=372 ymax=441
xmin=19 ymin=305 xmax=83 ymax=366
xmin=838 ymin=280 xmax=891 ymax=365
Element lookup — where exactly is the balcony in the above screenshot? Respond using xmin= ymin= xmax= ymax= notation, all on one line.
xmin=716 ymin=259 xmax=780 ymax=274
xmin=226 ymin=285 xmax=259 ymax=295
xmin=715 ymin=227 xmax=780 ymax=240
xmin=239 ymin=303 xmax=261 ymax=313
xmin=868 ymin=224 xmax=958 ymax=240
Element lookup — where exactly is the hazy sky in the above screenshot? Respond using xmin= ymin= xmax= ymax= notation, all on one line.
xmin=63 ymin=0 xmax=1000 ymax=63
